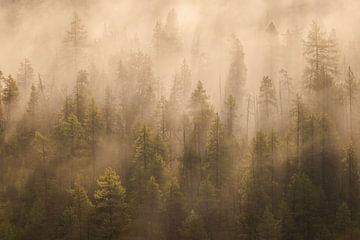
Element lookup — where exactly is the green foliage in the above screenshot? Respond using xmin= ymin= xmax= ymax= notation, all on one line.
xmin=303 ymin=21 xmax=339 ymax=92
xmin=74 ymin=70 xmax=89 ymax=124
xmin=259 ymin=76 xmax=277 ymax=130
xmin=54 ymin=113 xmax=85 ymax=158
xmin=225 ymin=34 xmax=247 ymax=104
xmin=205 ymin=113 xmax=229 ymax=187
xmin=286 ymin=173 xmax=327 ymax=239
xmin=257 ymin=208 xmax=280 ymax=240
xmin=165 ymin=178 xmax=185 ymax=240
xmin=94 ymin=167 xmax=129 ymax=240
xmin=181 ymin=210 xmax=208 ymax=240
xmin=2 ymin=75 xmax=19 ymax=106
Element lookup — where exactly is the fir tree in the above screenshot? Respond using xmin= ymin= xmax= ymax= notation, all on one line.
xmin=181 ymin=210 xmax=208 ymax=240
xmin=94 ymin=168 xmax=129 ymax=240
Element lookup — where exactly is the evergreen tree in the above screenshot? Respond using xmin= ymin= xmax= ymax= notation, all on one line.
xmin=85 ymin=99 xmax=102 ymax=169
xmin=259 ymin=76 xmax=277 ymax=131
xmin=17 ymin=58 xmax=34 ymax=92
xmin=257 ymin=208 xmax=280 ymax=240
xmin=63 ymin=12 xmax=87 ymax=71
xmin=128 ymin=51 xmax=156 ymax=121
xmin=197 ymin=180 xmax=218 ymax=238
xmin=74 ymin=70 xmax=89 ymax=124
xmin=225 ymin=34 xmax=247 ymax=108
xmin=181 ymin=210 xmax=208 ymax=240
xmin=344 ymin=67 xmax=358 ymax=139
xmin=2 ymin=75 xmax=19 ymax=122
xmin=67 ymin=178 xmax=93 ymax=240
xmin=94 ymin=168 xmax=129 ymax=240
xmin=286 ymin=173 xmax=327 ymax=239
xmin=206 ymin=113 xmax=228 ymax=187
xmin=335 ymin=202 xmax=351 ymax=239
xmin=342 ymin=144 xmax=360 ymax=224
xmin=103 ymin=87 xmax=115 ymax=136
xmin=303 ymin=21 xmax=339 ymax=92
xmin=164 ymin=178 xmax=185 ymax=240
xmin=27 ymin=84 xmax=39 ymax=117
xmin=188 ymin=81 xmax=213 ymax=158
xmin=170 ymin=59 xmax=192 ymax=111
xmin=136 ymin=176 xmax=163 ymax=240
xmin=224 ymin=94 xmax=236 ymax=136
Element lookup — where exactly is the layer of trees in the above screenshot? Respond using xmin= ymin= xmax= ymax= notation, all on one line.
xmin=0 ymin=9 xmax=359 ymax=240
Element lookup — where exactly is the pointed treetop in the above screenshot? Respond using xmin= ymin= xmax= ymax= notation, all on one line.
xmin=266 ymin=22 xmax=278 ymax=35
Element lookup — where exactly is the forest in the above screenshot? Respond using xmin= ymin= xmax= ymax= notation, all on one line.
xmin=1 ymin=0 xmax=360 ymax=239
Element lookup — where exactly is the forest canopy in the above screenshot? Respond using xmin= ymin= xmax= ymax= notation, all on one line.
xmin=1 ymin=0 xmax=360 ymax=240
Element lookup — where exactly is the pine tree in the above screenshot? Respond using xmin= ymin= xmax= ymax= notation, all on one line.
xmin=259 ymin=76 xmax=277 ymax=130
xmin=257 ymin=208 xmax=280 ymax=240
xmin=128 ymin=51 xmax=156 ymax=121
xmin=74 ymin=70 xmax=89 ymax=124
xmin=154 ymin=96 xmax=170 ymax=136
xmin=291 ymin=94 xmax=307 ymax=166
xmin=85 ymin=99 xmax=102 ymax=170
xmin=189 ymin=81 xmax=213 ymax=158
xmin=303 ymin=21 xmax=339 ymax=92
xmin=181 ymin=210 xmax=208 ymax=240
xmin=170 ymin=60 xmax=192 ymax=111
xmin=103 ymin=87 xmax=115 ymax=136
xmin=197 ymin=180 xmax=218 ymax=239
xmin=27 ymin=84 xmax=39 ymax=117
xmin=343 ymin=144 xmax=360 ymax=225
xmin=206 ymin=113 xmax=228 ymax=187
xmin=2 ymin=75 xmax=19 ymax=122
xmin=344 ymin=67 xmax=358 ymax=140
xmin=286 ymin=173 xmax=326 ymax=239
xmin=163 ymin=9 xmax=181 ymax=54
xmin=335 ymin=202 xmax=351 ymax=239
xmin=153 ymin=20 xmax=163 ymax=60
xmin=134 ymin=125 xmax=153 ymax=171
xmin=94 ymin=168 xmax=129 ymax=240
xmin=67 ymin=178 xmax=93 ymax=240
xmin=63 ymin=12 xmax=87 ymax=71
xmin=224 ymin=94 xmax=236 ymax=136
xmin=225 ymin=34 xmax=247 ymax=107
xmin=54 ymin=113 xmax=85 ymax=160
xmin=164 ymin=178 xmax=185 ymax=240
xmin=17 ymin=58 xmax=34 ymax=92
xmin=137 ymin=176 xmax=163 ymax=240
xmin=278 ymin=69 xmax=293 ymax=120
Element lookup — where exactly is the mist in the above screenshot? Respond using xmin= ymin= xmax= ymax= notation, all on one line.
xmin=1 ymin=0 xmax=360 ymax=239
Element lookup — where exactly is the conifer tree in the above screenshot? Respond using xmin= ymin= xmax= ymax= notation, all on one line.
xmin=138 ymin=176 xmax=163 ymax=240
xmin=197 ymin=180 xmax=218 ymax=238
xmin=344 ymin=67 xmax=358 ymax=140
xmin=335 ymin=202 xmax=351 ymax=239
xmin=74 ymin=70 xmax=89 ymax=124
xmin=164 ymin=178 xmax=185 ymax=240
xmin=225 ymin=34 xmax=247 ymax=108
xmin=85 ymin=99 xmax=102 ymax=169
xmin=303 ymin=21 xmax=339 ymax=92
xmin=67 ymin=178 xmax=93 ymax=240
xmin=224 ymin=95 xmax=236 ymax=136
xmin=257 ymin=208 xmax=280 ymax=240
xmin=206 ymin=113 xmax=228 ymax=187
xmin=103 ymin=87 xmax=115 ymax=136
xmin=64 ymin=12 xmax=87 ymax=71
xmin=94 ymin=168 xmax=129 ymax=240
xmin=189 ymin=81 xmax=213 ymax=158
xmin=181 ymin=210 xmax=208 ymax=240
xmin=17 ymin=58 xmax=34 ymax=92
xmin=2 ymin=75 xmax=19 ymax=122
xmin=259 ymin=76 xmax=277 ymax=130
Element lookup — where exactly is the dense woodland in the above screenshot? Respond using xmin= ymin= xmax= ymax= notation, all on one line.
xmin=1 ymin=1 xmax=360 ymax=240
